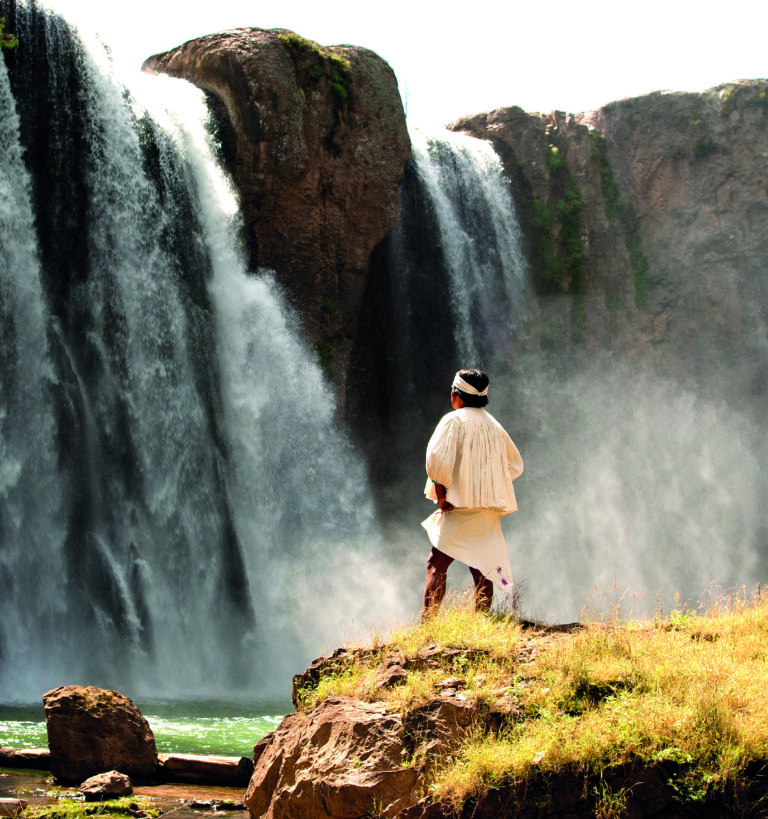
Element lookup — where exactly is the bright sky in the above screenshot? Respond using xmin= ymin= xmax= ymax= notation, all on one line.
xmin=46 ymin=0 xmax=768 ymax=126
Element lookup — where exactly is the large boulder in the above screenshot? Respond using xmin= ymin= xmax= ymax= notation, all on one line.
xmin=144 ymin=29 xmax=410 ymax=394
xmin=43 ymin=686 xmax=158 ymax=784
xmin=244 ymin=694 xmax=473 ymax=819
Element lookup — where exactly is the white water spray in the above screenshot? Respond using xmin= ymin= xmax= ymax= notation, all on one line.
xmin=143 ymin=76 xmax=403 ymax=689
xmin=0 ymin=54 xmax=67 ymax=696
xmin=0 ymin=9 xmax=404 ymax=703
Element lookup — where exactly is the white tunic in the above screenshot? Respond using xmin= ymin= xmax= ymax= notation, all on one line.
xmin=422 ymin=408 xmax=524 ymax=592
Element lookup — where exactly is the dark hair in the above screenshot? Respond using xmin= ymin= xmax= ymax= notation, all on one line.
xmin=452 ymin=368 xmax=489 ymax=408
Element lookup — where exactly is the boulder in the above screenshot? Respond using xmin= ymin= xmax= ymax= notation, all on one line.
xmin=245 ymin=693 xmax=475 ymax=818
xmin=144 ymin=28 xmax=410 ymax=396
xmin=245 ymin=696 xmax=420 ymax=818
xmin=78 ymin=770 xmax=133 ymax=801
xmin=43 ymin=685 xmax=158 ymax=784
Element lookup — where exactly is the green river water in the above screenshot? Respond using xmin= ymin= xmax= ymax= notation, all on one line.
xmin=0 ymin=700 xmax=290 ymax=757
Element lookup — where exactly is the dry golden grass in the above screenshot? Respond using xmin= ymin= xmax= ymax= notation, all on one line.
xmin=301 ymin=586 xmax=768 ymax=812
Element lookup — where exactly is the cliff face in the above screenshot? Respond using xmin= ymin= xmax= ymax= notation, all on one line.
xmin=144 ymin=29 xmax=410 ymax=386
xmin=451 ymin=80 xmax=768 ymax=415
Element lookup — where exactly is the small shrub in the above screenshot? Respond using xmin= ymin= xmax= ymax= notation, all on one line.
xmin=0 ymin=17 xmax=18 ymax=50
xmin=314 ymin=338 xmax=334 ymax=377
xmin=694 ymin=135 xmax=716 ymax=159
xmin=546 ymin=145 xmax=566 ymax=174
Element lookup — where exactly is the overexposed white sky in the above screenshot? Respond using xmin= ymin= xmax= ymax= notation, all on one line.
xmin=45 ymin=0 xmax=768 ymax=125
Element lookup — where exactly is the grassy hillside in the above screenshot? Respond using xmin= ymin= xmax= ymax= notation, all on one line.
xmin=296 ymin=588 xmax=768 ymax=816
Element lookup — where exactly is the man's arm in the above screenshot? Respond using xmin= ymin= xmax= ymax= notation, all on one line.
xmin=433 ymin=481 xmax=454 ymax=512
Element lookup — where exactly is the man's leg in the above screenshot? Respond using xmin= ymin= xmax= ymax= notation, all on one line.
xmin=423 ymin=547 xmax=454 ymax=617
xmin=469 ymin=567 xmax=493 ymax=612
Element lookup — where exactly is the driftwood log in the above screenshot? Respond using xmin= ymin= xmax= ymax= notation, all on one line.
xmin=158 ymin=753 xmax=253 ymax=786
xmin=0 ymin=747 xmax=253 ymax=786
xmin=0 ymin=747 xmax=51 ymax=769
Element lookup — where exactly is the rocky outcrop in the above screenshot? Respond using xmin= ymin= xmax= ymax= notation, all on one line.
xmin=144 ymin=29 xmax=410 ymax=390
xmin=244 ymin=694 xmax=474 ymax=819
xmin=248 ymin=631 xmax=768 ymax=818
xmin=450 ymin=80 xmax=768 ymax=403
xmin=43 ymin=685 xmax=158 ymax=784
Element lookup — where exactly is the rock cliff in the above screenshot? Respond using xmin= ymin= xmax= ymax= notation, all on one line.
xmin=144 ymin=29 xmax=410 ymax=388
xmin=450 ymin=80 xmax=768 ymax=416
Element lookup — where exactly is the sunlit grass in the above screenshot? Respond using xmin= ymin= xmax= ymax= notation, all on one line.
xmin=299 ymin=585 xmax=768 ymax=812
xmin=19 ymin=797 xmax=161 ymax=819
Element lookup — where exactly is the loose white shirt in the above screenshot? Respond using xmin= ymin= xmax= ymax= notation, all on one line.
xmin=424 ymin=407 xmax=523 ymax=513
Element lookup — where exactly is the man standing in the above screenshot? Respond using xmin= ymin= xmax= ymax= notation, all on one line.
xmin=422 ymin=369 xmax=524 ymax=615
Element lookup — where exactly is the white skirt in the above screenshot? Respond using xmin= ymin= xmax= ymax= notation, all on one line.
xmin=421 ymin=508 xmax=514 ymax=593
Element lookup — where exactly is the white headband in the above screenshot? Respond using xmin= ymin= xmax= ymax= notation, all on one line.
xmin=452 ymin=372 xmax=489 ymax=396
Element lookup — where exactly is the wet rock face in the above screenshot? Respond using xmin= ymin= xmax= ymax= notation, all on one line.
xmin=451 ymin=80 xmax=768 ymax=398
xmin=43 ymin=685 xmax=158 ymax=784
xmin=144 ymin=28 xmax=410 ymax=388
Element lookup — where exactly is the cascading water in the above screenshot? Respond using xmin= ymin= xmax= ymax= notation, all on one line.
xmin=351 ymin=127 xmax=529 ymax=522
xmin=409 ymin=130 xmax=528 ymax=365
xmin=0 ymin=2 xmax=394 ymax=704
xmin=0 ymin=35 xmax=65 ymax=699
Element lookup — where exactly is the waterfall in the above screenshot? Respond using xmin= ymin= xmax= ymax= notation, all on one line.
xmin=0 ymin=2 xmax=392 ymax=704
xmin=410 ymin=129 xmax=528 ymax=364
xmin=0 ymin=41 xmax=66 ymax=699
xmin=4 ymin=3 xmax=764 ymax=713
xmin=350 ymin=127 xmax=529 ymax=524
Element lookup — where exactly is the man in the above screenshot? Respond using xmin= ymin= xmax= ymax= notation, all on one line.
xmin=422 ymin=369 xmax=524 ymax=615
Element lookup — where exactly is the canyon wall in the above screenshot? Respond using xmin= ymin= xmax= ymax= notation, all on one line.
xmin=147 ymin=27 xmax=768 ymax=432
xmin=451 ymin=80 xmax=768 ymax=421
xmin=144 ymin=29 xmax=411 ymax=389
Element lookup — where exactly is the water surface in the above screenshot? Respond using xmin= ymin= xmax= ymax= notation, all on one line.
xmin=0 ymin=700 xmax=288 ymax=756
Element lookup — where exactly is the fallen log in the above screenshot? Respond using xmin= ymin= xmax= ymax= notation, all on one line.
xmin=0 ymin=747 xmax=51 ymax=770
xmin=157 ymin=754 xmax=253 ymax=786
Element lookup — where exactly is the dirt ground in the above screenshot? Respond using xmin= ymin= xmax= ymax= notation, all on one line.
xmin=1 ymin=769 xmax=246 ymax=819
